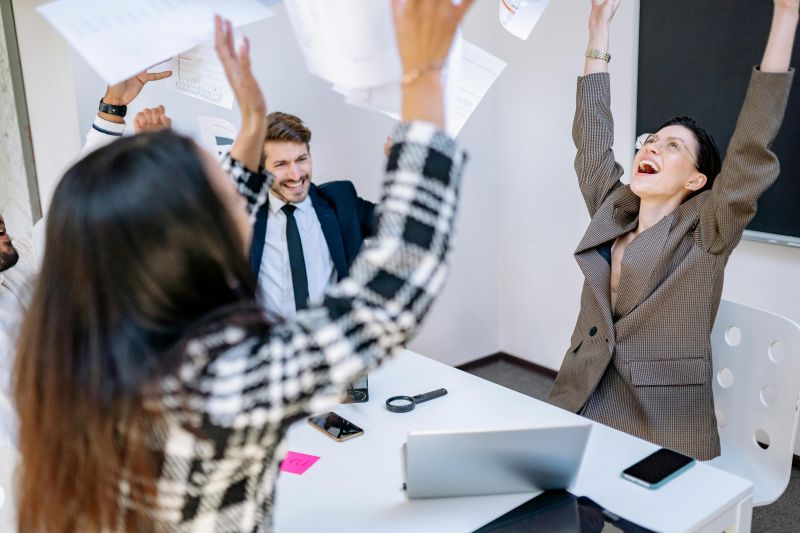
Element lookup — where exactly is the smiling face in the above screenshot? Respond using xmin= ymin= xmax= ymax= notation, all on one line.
xmin=263 ymin=141 xmax=312 ymax=204
xmin=630 ymin=125 xmax=708 ymax=202
xmin=0 ymin=214 xmax=20 ymax=272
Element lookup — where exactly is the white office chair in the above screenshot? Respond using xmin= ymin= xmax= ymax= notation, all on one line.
xmin=708 ymin=299 xmax=800 ymax=506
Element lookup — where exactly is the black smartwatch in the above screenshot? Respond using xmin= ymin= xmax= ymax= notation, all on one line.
xmin=98 ymin=98 xmax=127 ymax=118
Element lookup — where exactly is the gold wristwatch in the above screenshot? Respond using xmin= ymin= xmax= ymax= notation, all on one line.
xmin=585 ymin=49 xmax=611 ymax=63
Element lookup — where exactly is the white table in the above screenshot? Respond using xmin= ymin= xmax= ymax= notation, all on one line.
xmin=274 ymin=350 xmax=753 ymax=532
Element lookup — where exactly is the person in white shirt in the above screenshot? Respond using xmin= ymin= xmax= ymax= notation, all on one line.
xmin=0 ymin=68 xmax=171 ymax=446
xmin=0 ymin=215 xmax=44 ymax=446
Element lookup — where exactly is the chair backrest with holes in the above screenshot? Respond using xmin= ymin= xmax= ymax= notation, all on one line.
xmin=708 ymin=299 xmax=800 ymax=506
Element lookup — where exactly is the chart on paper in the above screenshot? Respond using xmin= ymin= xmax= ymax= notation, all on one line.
xmin=499 ymin=0 xmax=550 ymax=41
xmin=169 ymin=42 xmax=235 ymax=109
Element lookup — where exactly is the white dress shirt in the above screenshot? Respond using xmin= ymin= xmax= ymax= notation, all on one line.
xmin=0 ymin=220 xmax=45 ymax=447
xmin=257 ymin=190 xmax=336 ymax=319
xmin=82 ymin=116 xmax=126 ymax=155
xmin=0 ymin=114 xmax=117 ymax=447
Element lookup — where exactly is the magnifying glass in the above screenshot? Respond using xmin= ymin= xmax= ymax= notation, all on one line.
xmin=386 ymin=388 xmax=448 ymax=413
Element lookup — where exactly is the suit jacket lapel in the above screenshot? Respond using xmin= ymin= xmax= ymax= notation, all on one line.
xmin=574 ymin=188 xmax=639 ymax=327
xmin=613 ymin=212 xmax=675 ymax=320
xmin=250 ymin=200 xmax=270 ymax=279
xmin=575 ymin=250 xmax=615 ymax=330
xmin=309 ymin=185 xmax=348 ymax=279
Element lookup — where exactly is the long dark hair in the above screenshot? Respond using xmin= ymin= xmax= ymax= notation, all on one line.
xmin=14 ymin=131 xmax=257 ymax=531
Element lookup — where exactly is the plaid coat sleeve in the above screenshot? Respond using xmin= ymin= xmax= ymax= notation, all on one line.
xmin=187 ymin=122 xmax=464 ymax=419
xmin=220 ymin=155 xmax=271 ymax=223
xmin=573 ymin=73 xmax=626 ymax=217
xmin=698 ymin=68 xmax=794 ymax=255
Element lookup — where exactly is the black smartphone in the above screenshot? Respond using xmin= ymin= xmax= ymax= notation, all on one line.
xmin=308 ymin=412 xmax=364 ymax=442
xmin=621 ymin=448 xmax=695 ymax=489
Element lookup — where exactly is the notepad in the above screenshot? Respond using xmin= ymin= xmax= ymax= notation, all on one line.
xmin=281 ymin=451 xmax=320 ymax=475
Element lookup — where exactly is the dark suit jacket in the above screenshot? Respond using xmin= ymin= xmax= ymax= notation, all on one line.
xmin=548 ymin=69 xmax=794 ymax=460
xmin=250 ymin=181 xmax=377 ymax=282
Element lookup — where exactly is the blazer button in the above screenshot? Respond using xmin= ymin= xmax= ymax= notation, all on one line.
xmin=589 ymin=327 xmax=597 ymax=337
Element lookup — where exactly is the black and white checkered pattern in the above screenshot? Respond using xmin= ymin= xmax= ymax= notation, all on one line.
xmin=549 ymin=69 xmax=794 ymax=460
xmin=221 ymin=156 xmax=270 ymax=223
xmin=119 ymin=122 xmax=465 ymax=532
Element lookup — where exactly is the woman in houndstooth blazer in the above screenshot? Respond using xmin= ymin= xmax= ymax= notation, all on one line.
xmin=549 ymin=0 xmax=798 ymax=460
xmin=13 ymin=2 xmax=474 ymax=532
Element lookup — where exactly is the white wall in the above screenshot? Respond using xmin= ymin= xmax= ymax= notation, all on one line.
xmin=15 ymin=1 xmax=503 ymax=367
xmin=495 ymin=0 xmax=640 ymax=370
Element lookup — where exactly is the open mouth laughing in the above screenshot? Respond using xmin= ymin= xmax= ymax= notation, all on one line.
xmin=637 ymin=159 xmax=661 ymax=175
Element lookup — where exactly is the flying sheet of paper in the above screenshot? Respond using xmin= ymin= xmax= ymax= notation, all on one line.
xmin=37 ymin=0 xmax=275 ymax=85
xmin=284 ymin=0 xmax=402 ymax=90
xmin=169 ymin=42 xmax=235 ymax=109
xmin=333 ymin=33 xmax=463 ymax=131
xmin=198 ymin=116 xmax=239 ymax=160
xmin=335 ymin=40 xmax=506 ymax=138
xmin=499 ymin=0 xmax=550 ymax=41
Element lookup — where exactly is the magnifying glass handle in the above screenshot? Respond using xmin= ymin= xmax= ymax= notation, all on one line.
xmin=413 ymin=388 xmax=448 ymax=404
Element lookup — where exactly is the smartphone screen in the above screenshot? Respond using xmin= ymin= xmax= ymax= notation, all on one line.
xmin=308 ymin=412 xmax=364 ymax=441
xmin=622 ymin=448 xmax=695 ymax=488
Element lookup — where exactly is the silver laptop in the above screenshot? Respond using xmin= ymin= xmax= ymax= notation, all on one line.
xmin=402 ymin=424 xmax=592 ymax=499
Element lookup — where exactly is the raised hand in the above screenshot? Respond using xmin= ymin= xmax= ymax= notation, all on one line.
xmin=214 ymin=14 xmax=267 ymax=171
xmin=762 ymin=0 xmax=800 ymax=72
xmin=392 ymin=0 xmax=473 ymax=75
xmin=584 ymin=0 xmax=620 ymax=75
xmin=103 ymin=70 xmax=172 ymax=107
xmin=391 ymin=0 xmax=474 ymax=127
xmin=134 ymin=106 xmax=172 ymax=134
xmin=214 ymin=14 xmax=266 ymax=122
xmin=589 ymin=0 xmax=621 ymax=31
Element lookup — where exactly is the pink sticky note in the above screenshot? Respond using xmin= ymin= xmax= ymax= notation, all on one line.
xmin=281 ymin=451 xmax=321 ymax=475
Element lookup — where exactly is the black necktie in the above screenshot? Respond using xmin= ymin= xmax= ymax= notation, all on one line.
xmin=281 ymin=204 xmax=309 ymax=311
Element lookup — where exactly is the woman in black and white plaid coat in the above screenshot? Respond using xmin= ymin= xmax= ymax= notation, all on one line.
xmin=14 ymin=2 xmax=474 ymax=532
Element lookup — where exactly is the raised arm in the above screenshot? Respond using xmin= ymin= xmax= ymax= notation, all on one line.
xmin=81 ymin=69 xmax=172 ymax=156
xmin=215 ymin=15 xmax=267 ymax=173
xmin=699 ymin=0 xmax=797 ymax=254
xmin=762 ymin=0 xmax=799 ymax=72
xmin=133 ymin=106 xmax=172 ymax=134
xmin=574 ymin=0 xmax=625 ymax=216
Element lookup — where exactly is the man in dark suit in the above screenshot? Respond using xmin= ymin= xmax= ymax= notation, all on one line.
xmin=252 ymin=112 xmax=376 ymax=318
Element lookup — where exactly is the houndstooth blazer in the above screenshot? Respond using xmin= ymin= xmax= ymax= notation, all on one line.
xmin=548 ymin=69 xmax=794 ymax=460
xmin=115 ymin=122 xmax=465 ymax=532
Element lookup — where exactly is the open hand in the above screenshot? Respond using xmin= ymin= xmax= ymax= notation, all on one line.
xmin=392 ymin=0 xmax=473 ymax=74
xmin=134 ymin=106 xmax=172 ymax=134
xmin=589 ymin=0 xmax=621 ymax=31
xmin=103 ymin=70 xmax=172 ymax=107
xmin=214 ymin=14 xmax=266 ymax=121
